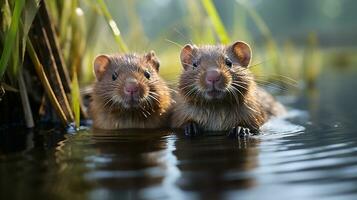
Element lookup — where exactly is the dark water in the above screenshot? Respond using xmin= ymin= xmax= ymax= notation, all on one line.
xmin=1 ymin=66 xmax=357 ymax=200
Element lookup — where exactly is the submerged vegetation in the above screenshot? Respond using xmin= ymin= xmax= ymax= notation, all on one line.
xmin=1 ymin=0 xmax=354 ymax=130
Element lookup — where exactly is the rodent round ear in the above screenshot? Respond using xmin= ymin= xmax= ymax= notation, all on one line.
xmin=145 ymin=50 xmax=160 ymax=72
xmin=231 ymin=41 xmax=252 ymax=67
xmin=94 ymin=55 xmax=111 ymax=81
xmin=180 ymin=44 xmax=195 ymax=70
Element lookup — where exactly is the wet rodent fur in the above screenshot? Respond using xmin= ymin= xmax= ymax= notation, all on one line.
xmin=90 ymin=51 xmax=172 ymax=130
xmin=171 ymin=41 xmax=286 ymax=136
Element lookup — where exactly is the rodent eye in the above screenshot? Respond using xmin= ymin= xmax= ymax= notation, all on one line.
xmin=144 ymin=70 xmax=151 ymax=79
xmin=225 ymin=58 xmax=233 ymax=68
xmin=192 ymin=61 xmax=198 ymax=69
xmin=112 ymin=72 xmax=118 ymax=81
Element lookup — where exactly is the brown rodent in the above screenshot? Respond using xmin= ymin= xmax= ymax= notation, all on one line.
xmin=171 ymin=40 xmax=286 ymax=137
xmin=90 ymin=51 xmax=172 ymax=130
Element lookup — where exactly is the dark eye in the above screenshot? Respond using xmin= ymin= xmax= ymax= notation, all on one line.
xmin=192 ymin=61 xmax=198 ymax=69
xmin=112 ymin=72 xmax=118 ymax=81
xmin=144 ymin=70 xmax=151 ymax=79
xmin=225 ymin=58 xmax=233 ymax=68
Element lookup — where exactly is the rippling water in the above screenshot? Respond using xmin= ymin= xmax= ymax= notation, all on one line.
xmin=1 ymin=67 xmax=357 ymax=200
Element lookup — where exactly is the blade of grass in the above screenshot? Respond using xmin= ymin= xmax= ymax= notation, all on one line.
xmin=69 ymin=5 xmax=84 ymax=128
xmin=185 ymin=0 xmax=215 ymax=44
xmin=200 ymin=0 xmax=230 ymax=44
xmin=96 ymin=0 xmax=128 ymax=52
xmin=30 ymin=11 xmax=74 ymax=122
xmin=237 ymin=1 xmax=272 ymax=41
xmin=21 ymin=0 xmax=40 ymax=61
xmin=0 ymin=0 xmax=25 ymax=79
xmin=39 ymin=0 xmax=72 ymax=93
xmin=18 ymin=70 xmax=34 ymax=128
xmin=26 ymin=38 xmax=69 ymax=125
xmin=59 ymin=0 xmax=71 ymax=48
xmin=0 ymin=82 xmax=18 ymax=92
xmin=303 ymin=32 xmax=321 ymax=88
xmin=71 ymin=71 xmax=80 ymax=128
xmin=0 ymin=0 xmax=12 ymax=32
xmin=236 ymin=1 xmax=280 ymax=72
xmin=232 ymin=2 xmax=249 ymax=41
xmin=125 ymin=0 xmax=148 ymax=48
xmin=11 ymin=28 xmax=19 ymax=76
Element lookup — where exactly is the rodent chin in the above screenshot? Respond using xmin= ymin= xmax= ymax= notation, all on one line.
xmin=122 ymin=102 xmax=140 ymax=109
xmin=204 ymin=89 xmax=225 ymax=100
xmin=121 ymin=96 xmax=145 ymax=109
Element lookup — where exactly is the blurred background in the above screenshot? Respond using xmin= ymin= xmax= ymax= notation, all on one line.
xmin=70 ymin=0 xmax=357 ymax=85
xmin=1 ymin=0 xmax=357 ymax=128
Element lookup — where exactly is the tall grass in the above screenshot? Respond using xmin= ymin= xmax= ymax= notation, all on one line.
xmin=0 ymin=0 xmax=25 ymax=78
xmin=71 ymin=71 xmax=80 ymax=127
xmin=235 ymin=1 xmax=281 ymax=76
xmin=201 ymin=0 xmax=230 ymax=44
xmin=1 ymin=0 xmax=128 ymax=129
xmin=97 ymin=0 xmax=128 ymax=53
xmin=1 ymin=0 xmax=322 ymax=129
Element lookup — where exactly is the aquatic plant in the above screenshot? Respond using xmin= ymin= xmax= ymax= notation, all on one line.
xmin=0 ymin=0 xmax=127 ymax=129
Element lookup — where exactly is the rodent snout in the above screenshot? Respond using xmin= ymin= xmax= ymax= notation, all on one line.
xmin=124 ymin=80 xmax=139 ymax=96
xmin=205 ymin=69 xmax=221 ymax=85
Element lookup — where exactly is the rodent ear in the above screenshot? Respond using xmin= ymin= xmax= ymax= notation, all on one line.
xmin=145 ymin=50 xmax=160 ymax=72
xmin=94 ymin=55 xmax=111 ymax=81
xmin=180 ymin=44 xmax=195 ymax=70
xmin=231 ymin=41 xmax=252 ymax=67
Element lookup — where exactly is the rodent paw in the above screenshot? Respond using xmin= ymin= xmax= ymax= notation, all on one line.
xmin=227 ymin=126 xmax=254 ymax=138
xmin=184 ymin=122 xmax=201 ymax=137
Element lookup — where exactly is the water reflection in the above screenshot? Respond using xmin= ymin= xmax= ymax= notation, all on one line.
xmin=64 ymin=128 xmax=263 ymax=200
xmin=173 ymin=131 xmax=260 ymax=199
xmin=2 ymin=67 xmax=357 ymax=200
xmin=87 ymin=129 xmax=181 ymax=199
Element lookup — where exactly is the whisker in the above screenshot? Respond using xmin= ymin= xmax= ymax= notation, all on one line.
xmin=254 ymin=80 xmax=289 ymax=91
xmin=173 ymin=27 xmax=193 ymax=44
xmin=148 ymin=94 xmax=160 ymax=104
xmin=165 ymin=39 xmax=183 ymax=48
xmin=226 ymin=86 xmax=240 ymax=105
xmin=244 ymin=102 xmax=259 ymax=114
xmin=228 ymin=85 xmax=245 ymax=99
xmin=181 ymin=61 xmax=197 ymax=69
xmin=184 ymin=86 xmax=198 ymax=99
xmin=254 ymin=75 xmax=298 ymax=87
xmin=231 ymin=82 xmax=249 ymax=91
xmin=103 ymin=96 xmax=114 ymax=108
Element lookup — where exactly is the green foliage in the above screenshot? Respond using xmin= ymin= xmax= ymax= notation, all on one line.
xmin=303 ymin=32 xmax=321 ymax=88
xmin=71 ymin=71 xmax=80 ymax=128
xmin=0 ymin=0 xmax=25 ymax=78
xmin=236 ymin=1 xmax=281 ymax=74
xmin=96 ymin=0 xmax=128 ymax=53
xmin=201 ymin=0 xmax=230 ymax=44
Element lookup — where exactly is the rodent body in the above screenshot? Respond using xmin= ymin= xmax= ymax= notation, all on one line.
xmin=171 ymin=41 xmax=286 ymax=136
xmin=90 ymin=52 xmax=172 ymax=130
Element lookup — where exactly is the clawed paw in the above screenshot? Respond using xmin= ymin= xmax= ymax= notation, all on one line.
xmin=184 ymin=122 xmax=201 ymax=137
xmin=227 ymin=126 xmax=256 ymax=138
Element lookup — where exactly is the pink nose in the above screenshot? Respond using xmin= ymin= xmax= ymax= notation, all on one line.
xmin=124 ymin=82 xmax=139 ymax=95
xmin=206 ymin=69 xmax=221 ymax=84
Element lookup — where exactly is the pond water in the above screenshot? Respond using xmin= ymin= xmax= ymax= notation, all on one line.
xmin=1 ymin=66 xmax=357 ymax=200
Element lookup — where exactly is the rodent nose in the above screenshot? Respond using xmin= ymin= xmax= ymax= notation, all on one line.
xmin=206 ymin=69 xmax=221 ymax=85
xmin=124 ymin=81 xmax=139 ymax=95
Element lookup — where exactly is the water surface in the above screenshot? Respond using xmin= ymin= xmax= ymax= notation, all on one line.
xmin=1 ymin=66 xmax=357 ymax=200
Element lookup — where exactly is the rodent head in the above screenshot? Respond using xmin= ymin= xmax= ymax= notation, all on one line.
xmin=178 ymin=40 xmax=253 ymax=104
xmin=93 ymin=51 xmax=170 ymax=114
